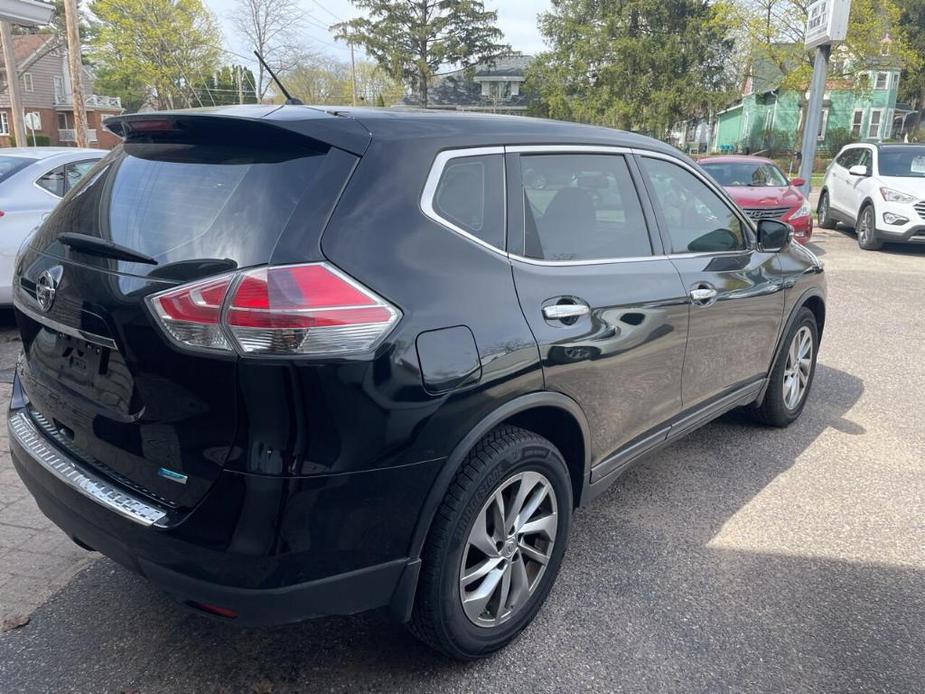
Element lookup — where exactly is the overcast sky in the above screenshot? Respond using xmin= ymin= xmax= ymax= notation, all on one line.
xmin=202 ymin=0 xmax=551 ymax=67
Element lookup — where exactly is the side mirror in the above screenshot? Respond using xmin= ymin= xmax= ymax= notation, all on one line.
xmin=756 ymin=219 xmax=792 ymax=252
xmin=848 ymin=164 xmax=869 ymax=177
xmin=790 ymin=177 xmax=806 ymax=187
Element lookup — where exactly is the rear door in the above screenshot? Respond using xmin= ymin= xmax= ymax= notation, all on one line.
xmin=507 ymin=147 xmax=689 ymax=472
xmin=636 ymin=152 xmax=784 ymax=410
xmin=13 ymin=118 xmax=358 ymax=510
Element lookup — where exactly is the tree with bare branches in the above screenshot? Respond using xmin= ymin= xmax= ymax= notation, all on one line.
xmin=231 ymin=0 xmax=307 ymax=101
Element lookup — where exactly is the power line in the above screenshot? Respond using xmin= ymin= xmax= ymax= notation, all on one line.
xmin=307 ymin=0 xmax=342 ymax=22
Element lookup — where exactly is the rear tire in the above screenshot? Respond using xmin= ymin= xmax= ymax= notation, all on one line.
xmin=817 ymin=191 xmax=836 ymax=229
xmin=856 ymin=204 xmax=883 ymax=251
xmin=410 ymin=425 xmax=572 ymax=660
xmin=751 ymin=307 xmax=819 ymax=427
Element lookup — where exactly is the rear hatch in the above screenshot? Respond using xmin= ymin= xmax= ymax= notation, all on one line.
xmin=12 ymin=112 xmax=362 ymax=510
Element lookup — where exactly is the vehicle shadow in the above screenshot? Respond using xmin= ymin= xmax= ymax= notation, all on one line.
xmin=5 ymin=364 xmax=923 ymax=692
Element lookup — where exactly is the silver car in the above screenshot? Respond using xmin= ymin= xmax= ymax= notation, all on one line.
xmin=0 ymin=147 xmax=107 ymax=304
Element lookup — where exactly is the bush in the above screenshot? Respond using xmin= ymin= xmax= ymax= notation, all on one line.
xmin=744 ymin=126 xmax=794 ymax=157
xmin=824 ymin=127 xmax=856 ymax=156
xmin=8 ymin=133 xmax=51 ymax=147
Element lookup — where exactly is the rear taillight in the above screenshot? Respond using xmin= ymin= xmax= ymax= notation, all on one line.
xmin=147 ymin=263 xmax=400 ymax=356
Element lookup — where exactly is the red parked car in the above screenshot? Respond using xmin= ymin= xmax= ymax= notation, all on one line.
xmin=699 ymin=155 xmax=813 ymax=244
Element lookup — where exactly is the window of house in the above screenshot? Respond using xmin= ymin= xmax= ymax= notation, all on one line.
xmin=851 ymin=109 xmax=864 ymax=137
xmin=21 ymin=73 xmax=33 ymax=92
xmin=764 ymin=108 xmax=774 ymax=131
xmin=53 ymin=76 xmax=64 ymax=102
xmin=36 ymin=166 xmax=66 ymax=197
xmin=868 ymin=109 xmax=883 ymax=138
xmin=431 ymin=154 xmax=505 ymax=250
xmin=817 ymin=108 xmax=829 ymax=140
xmin=0 ymin=112 xmax=8 ymax=136
xmin=640 ymin=157 xmax=746 ymax=254
xmin=520 ymin=153 xmax=652 ymax=261
xmin=875 ymin=72 xmax=889 ymax=90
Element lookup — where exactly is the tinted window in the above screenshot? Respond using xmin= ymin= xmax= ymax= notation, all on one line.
xmin=520 ymin=153 xmax=651 ymax=260
xmin=432 ymin=154 xmax=504 ymax=249
xmin=700 ymin=161 xmax=788 ymax=187
xmin=36 ymin=166 xmax=65 ymax=197
xmin=0 ymin=155 xmax=36 ymax=184
xmin=34 ymin=141 xmax=352 ymax=277
xmin=64 ymin=159 xmax=98 ymax=192
xmin=836 ymin=148 xmax=862 ymax=169
xmin=640 ymin=157 xmax=746 ymax=254
xmin=878 ymin=146 xmax=925 ymax=178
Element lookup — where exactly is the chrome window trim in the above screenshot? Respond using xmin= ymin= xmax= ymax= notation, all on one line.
xmin=420 ymin=144 xmax=758 ymax=269
xmin=420 ymin=146 xmax=508 ymax=257
xmin=8 ymin=410 xmax=168 ymax=527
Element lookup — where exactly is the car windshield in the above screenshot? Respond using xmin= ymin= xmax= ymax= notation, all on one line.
xmin=878 ymin=147 xmax=925 ymax=178
xmin=0 ymin=155 xmax=36 ymax=184
xmin=701 ymin=161 xmax=789 ymax=187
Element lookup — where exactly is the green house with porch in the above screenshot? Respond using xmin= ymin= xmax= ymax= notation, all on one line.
xmin=708 ymin=44 xmax=905 ymax=155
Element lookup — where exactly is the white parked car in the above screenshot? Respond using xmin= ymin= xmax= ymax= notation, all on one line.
xmin=0 ymin=147 xmax=107 ymax=304
xmin=818 ymin=143 xmax=925 ymax=250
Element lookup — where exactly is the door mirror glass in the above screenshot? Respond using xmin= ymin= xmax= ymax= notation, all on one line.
xmin=789 ymin=177 xmax=806 ymax=187
xmin=848 ymin=164 xmax=869 ymax=177
xmin=756 ymin=219 xmax=791 ymax=251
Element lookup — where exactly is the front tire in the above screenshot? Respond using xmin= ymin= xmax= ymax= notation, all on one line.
xmin=856 ymin=204 xmax=883 ymax=250
xmin=751 ymin=307 xmax=819 ymax=427
xmin=817 ymin=191 xmax=836 ymax=229
xmin=410 ymin=425 xmax=572 ymax=660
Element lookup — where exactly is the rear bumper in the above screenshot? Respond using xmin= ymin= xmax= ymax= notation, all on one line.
xmin=9 ymin=405 xmax=441 ymax=626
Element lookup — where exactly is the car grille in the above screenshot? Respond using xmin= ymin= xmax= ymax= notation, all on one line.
xmin=914 ymin=201 xmax=925 ymax=220
xmin=743 ymin=207 xmax=791 ymax=220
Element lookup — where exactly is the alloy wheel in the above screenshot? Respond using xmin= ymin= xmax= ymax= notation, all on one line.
xmin=783 ymin=326 xmax=813 ymax=410
xmin=858 ymin=208 xmax=872 ymax=244
xmin=459 ymin=470 xmax=558 ymax=628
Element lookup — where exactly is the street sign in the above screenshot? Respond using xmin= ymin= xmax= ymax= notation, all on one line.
xmin=23 ymin=111 xmax=40 ymax=129
xmin=805 ymin=0 xmax=851 ymax=49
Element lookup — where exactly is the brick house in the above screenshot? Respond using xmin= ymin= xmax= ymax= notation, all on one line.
xmin=0 ymin=33 xmax=123 ymax=148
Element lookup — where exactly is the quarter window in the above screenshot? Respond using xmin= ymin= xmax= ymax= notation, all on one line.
xmin=640 ymin=157 xmax=746 ymax=254
xmin=65 ymin=159 xmax=97 ymax=192
xmin=432 ymin=154 xmax=505 ymax=250
xmin=519 ymin=153 xmax=652 ymax=261
xmin=36 ymin=166 xmax=66 ymax=197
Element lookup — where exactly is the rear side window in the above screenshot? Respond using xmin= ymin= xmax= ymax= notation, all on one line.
xmin=520 ymin=153 xmax=651 ymax=261
xmin=432 ymin=154 xmax=504 ymax=249
xmin=36 ymin=166 xmax=65 ymax=197
xmin=34 ymin=140 xmax=353 ymax=276
xmin=640 ymin=157 xmax=745 ymax=254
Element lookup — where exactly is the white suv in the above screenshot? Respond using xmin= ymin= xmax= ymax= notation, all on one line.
xmin=818 ymin=144 xmax=925 ymax=250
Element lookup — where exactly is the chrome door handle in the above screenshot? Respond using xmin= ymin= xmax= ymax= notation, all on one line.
xmin=690 ymin=287 xmax=717 ymax=303
xmin=543 ymin=304 xmax=589 ymax=320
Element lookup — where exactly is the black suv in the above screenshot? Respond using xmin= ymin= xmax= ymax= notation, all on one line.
xmin=8 ymin=107 xmax=825 ymax=659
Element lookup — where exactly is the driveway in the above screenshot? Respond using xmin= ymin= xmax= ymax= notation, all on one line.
xmin=1 ymin=227 xmax=924 ymax=693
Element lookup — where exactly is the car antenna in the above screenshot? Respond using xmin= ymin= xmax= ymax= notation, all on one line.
xmin=253 ymin=50 xmax=303 ymax=105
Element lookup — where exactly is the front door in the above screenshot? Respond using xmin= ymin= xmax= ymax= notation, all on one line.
xmin=507 ymin=149 xmax=689 ymax=467
xmin=636 ymin=153 xmax=785 ymax=410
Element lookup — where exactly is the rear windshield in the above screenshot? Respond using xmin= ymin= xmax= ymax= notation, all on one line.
xmin=0 ymin=155 xmax=36 ymax=184
xmin=32 ymin=139 xmax=353 ymax=277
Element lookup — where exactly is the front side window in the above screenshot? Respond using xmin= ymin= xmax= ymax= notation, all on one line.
xmin=432 ymin=154 xmax=505 ymax=250
xmin=520 ymin=153 xmax=652 ymax=261
xmin=836 ymin=148 xmax=861 ymax=169
xmin=640 ymin=157 xmax=746 ymax=254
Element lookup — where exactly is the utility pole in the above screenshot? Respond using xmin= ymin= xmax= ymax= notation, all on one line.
xmin=63 ymin=0 xmax=88 ymax=148
xmin=237 ymin=66 xmax=243 ymax=105
xmin=350 ymin=43 xmax=358 ymax=106
xmin=0 ymin=22 xmax=26 ymax=147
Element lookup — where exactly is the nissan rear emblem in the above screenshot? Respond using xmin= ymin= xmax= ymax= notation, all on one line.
xmin=36 ymin=269 xmax=58 ymax=312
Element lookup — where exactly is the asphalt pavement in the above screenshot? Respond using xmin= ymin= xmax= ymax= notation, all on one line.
xmin=0 ymin=226 xmax=924 ymax=693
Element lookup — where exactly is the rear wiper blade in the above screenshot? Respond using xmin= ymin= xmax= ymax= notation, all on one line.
xmin=58 ymin=233 xmax=158 ymax=265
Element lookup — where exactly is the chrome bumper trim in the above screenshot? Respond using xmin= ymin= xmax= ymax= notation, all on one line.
xmin=9 ymin=410 xmax=167 ymax=527
xmin=12 ymin=297 xmax=118 ymax=351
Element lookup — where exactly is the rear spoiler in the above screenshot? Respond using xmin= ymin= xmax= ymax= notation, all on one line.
xmin=104 ymin=107 xmax=371 ymax=156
